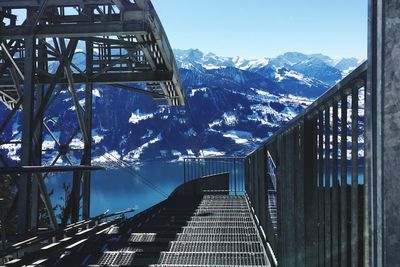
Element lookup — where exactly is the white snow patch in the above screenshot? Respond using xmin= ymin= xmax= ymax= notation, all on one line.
xmin=204 ymin=64 xmax=222 ymax=70
xmin=222 ymin=113 xmax=238 ymax=126
xmin=68 ymin=100 xmax=85 ymax=111
xmin=241 ymin=58 xmax=270 ymax=70
xmin=129 ymin=110 xmax=154 ymax=124
xmin=209 ymin=119 xmax=223 ymax=128
xmin=92 ymin=151 xmax=121 ymax=165
xmin=93 ymin=135 xmax=104 ymax=144
xmin=93 ymin=89 xmax=101 ymax=98
xmin=42 ymin=140 xmax=56 ymax=150
xmin=123 ymin=135 xmax=162 ymax=161
xmin=0 ymin=143 xmax=21 ymax=161
xmin=189 ymin=88 xmax=208 ymax=97
xmin=223 ymin=130 xmax=253 ymax=144
xmin=275 ymin=69 xmax=314 ymax=87
xmin=200 ymin=148 xmax=225 ymax=157
xmin=70 ymin=138 xmax=84 ymax=149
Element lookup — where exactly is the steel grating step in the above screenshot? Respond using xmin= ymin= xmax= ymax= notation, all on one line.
xmin=197 ymin=206 xmax=248 ymax=209
xmin=186 ymin=221 xmax=254 ymax=228
xmin=200 ymin=202 xmax=246 ymax=205
xmin=176 ymin=233 xmax=260 ymax=242
xmin=194 ymin=207 xmax=249 ymax=213
xmin=182 ymin=227 xmax=256 ymax=235
xmin=196 ymin=206 xmax=249 ymax=210
xmin=104 ymin=243 xmax=170 ymax=253
xmin=94 ymin=251 xmax=136 ymax=266
xmin=151 ymin=265 xmax=267 ymax=267
xmin=199 ymin=201 xmax=247 ymax=204
xmin=128 ymin=233 xmax=158 ymax=242
xmin=52 ymin=194 xmax=272 ymax=267
xmin=190 ymin=214 xmax=253 ymax=219
xmin=198 ymin=204 xmax=247 ymax=207
xmin=200 ymin=200 xmax=247 ymax=203
xmin=169 ymin=241 xmax=264 ymax=253
xmin=188 ymin=217 xmax=253 ymax=222
xmin=157 ymin=252 xmax=269 ymax=266
xmin=194 ymin=211 xmax=249 ymax=214
xmin=202 ymin=195 xmax=246 ymax=199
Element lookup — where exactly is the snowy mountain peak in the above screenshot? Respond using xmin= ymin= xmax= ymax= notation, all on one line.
xmin=174 ymin=49 xmax=362 ymax=75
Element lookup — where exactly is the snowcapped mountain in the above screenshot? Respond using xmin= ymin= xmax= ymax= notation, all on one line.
xmin=174 ymin=49 xmax=361 ymax=96
xmin=0 ymin=49 xmax=362 ymax=166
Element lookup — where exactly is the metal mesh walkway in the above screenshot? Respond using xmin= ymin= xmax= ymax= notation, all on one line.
xmin=56 ymin=195 xmax=271 ymax=266
xmin=150 ymin=195 xmax=269 ymax=267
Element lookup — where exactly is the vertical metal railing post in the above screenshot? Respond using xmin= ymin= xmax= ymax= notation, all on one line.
xmin=286 ymin=130 xmax=296 ymax=267
xmin=295 ymin=123 xmax=306 ymax=267
xmin=234 ymin=158 xmax=237 ymax=195
xmin=276 ymin=135 xmax=283 ymax=265
xmin=318 ymin=111 xmax=325 ymax=266
xmin=351 ymin=87 xmax=359 ymax=266
xmin=340 ymin=93 xmax=348 ymax=266
xmin=332 ymin=101 xmax=339 ymax=266
xmin=324 ymin=107 xmax=332 ymax=266
xmin=304 ymin=118 xmax=318 ymax=266
xmin=183 ymin=158 xmax=186 ymax=184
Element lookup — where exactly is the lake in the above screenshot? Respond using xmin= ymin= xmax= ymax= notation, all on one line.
xmin=45 ymin=160 xmax=365 ymax=221
xmin=46 ymin=162 xmax=184 ymax=219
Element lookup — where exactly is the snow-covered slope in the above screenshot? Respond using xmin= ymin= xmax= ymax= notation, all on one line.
xmin=0 ymin=49 xmax=362 ymax=166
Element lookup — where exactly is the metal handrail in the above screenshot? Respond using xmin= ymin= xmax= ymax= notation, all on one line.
xmin=243 ymin=61 xmax=368 ymax=266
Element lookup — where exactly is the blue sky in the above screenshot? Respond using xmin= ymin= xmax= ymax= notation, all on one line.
xmin=152 ymin=0 xmax=368 ymax=60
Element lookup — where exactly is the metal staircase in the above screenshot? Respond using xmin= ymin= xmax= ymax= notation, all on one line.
xmin=65 ymin=194 xmax=272 ymax=267
xmin=153 ymin=195 xmax=270 ymax=267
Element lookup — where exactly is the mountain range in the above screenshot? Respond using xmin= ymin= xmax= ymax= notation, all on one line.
xmin=0 ymin=49 xmax=363 ymax=166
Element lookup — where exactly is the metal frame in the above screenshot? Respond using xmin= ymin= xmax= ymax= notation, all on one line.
xmin=0 ymin=0 xmax=184 ymax=235
xmin=367 ymin=0 xmax=400 ymax=266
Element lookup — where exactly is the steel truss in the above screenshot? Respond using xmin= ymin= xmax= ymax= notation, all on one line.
xmin=0 ymin=0 xmax=184 ymax=235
